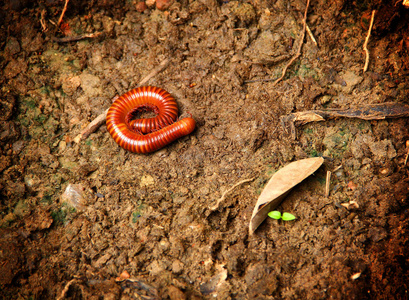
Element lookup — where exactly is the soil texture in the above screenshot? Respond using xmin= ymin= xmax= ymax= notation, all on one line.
xmin=1 ymin=0 xmax=409 ymax=299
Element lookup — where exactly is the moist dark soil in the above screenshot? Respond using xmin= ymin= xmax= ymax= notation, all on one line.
xmin=1 ymin=0 xmax=409 ymax=299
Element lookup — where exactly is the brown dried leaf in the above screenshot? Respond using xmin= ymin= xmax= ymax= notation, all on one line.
xmin=249 ymin=157 xmax=324 ymax=234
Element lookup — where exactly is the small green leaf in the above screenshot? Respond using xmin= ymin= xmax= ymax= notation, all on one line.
xmin=282 ymin=212 xmax=296 ymax=221
xmin=268 ymin=211 xmax=282 ymax=220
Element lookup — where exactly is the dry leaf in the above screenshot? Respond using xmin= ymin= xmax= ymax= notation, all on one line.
xmin=249 ymin=157 xmax=324 ymax=234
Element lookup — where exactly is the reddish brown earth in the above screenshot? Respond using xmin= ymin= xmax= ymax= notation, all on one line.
xmin=0 ymin=0 xmax=408 ymax=299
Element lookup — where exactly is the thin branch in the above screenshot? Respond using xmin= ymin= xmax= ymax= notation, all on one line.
xmin=245 ymin=77 xmax=279 ymax=84
xmin=363 ymin=10 xmax=376 ymax=72
xmin=57 ymin=278 xmax=79 ymax=300
xmin=73 ymin=109 xmax=108 ymax=143
xmin=306 ymin=23 xmax=317 ymax=47
xmin=57 ymin=0 xmax=70 ymax=26
xmin=325 ymin=171 xmax=331 ymax=197
xmin=40 ymin=9 xmax=48 ymax=32
xmin=272 ymin=0 xmax=310 ymax=86
xmin=210 ymin=177 xmax=255 ymax=210
xmin=138 ymin=58 xmax=170 ymax=86
xmin=52 ymin=32 xmax=102 ymax=43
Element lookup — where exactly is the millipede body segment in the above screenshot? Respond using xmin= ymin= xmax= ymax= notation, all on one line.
xmin=106 ymin=86 xmax=196 ymax=153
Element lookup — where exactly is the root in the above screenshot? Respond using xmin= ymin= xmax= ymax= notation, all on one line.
xmin=363 ymin=10 xmax=376 ymax=72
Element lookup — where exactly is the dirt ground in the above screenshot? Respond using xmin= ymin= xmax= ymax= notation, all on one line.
xmin=1 ymin=0 xmax=409 ymax=299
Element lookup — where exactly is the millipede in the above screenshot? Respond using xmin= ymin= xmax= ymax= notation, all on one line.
xmin=106 ymin=86 xmax=196 ymax=153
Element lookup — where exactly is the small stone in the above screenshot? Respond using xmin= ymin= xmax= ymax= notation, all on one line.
xmin=159 ymin=238 xmax=170 ymax=252
xmin=135 ymin=1 xmax=147 ymax=12
xmin=156 ymin=0 xmax=172 ymax=10
xmin=140 ymin=174 xmax=154 ymax=187
xmin=171 ymin=259 xmax=184 ymax=274
xmin=146 ymin=0 xmax=155 ymax=7
xmin=60 ymin=184 xmax=88 ymax=210
xmin=58 ymin=140 xmax=67 ymax=152
xmin=379 ymin=167 xmax=391 ymax=175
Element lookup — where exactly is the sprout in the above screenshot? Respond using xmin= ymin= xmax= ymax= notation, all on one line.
xmin=268 ymin=211 xmax=296 ymax=221
xmin=281 ymin=212 xmax=296 ymax=221
xmin=268 ymin=211 xmax=282 ymax=220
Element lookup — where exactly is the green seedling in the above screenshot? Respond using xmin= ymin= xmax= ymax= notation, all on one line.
xmin=268 ymin=211 xmax=296 ymax=221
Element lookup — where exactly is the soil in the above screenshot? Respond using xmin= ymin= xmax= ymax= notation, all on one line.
xmin=1 ymin=0 xmax=409 ymax=299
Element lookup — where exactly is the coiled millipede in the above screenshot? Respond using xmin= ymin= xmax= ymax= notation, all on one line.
xmin=106 ymin=86 xmax=196 ymax=153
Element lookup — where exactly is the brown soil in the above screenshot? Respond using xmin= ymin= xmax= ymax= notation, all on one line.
xmin=1 ymin=0 xmax=409 ymax=299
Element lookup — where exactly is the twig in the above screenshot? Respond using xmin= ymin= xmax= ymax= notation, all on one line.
xmin=138 ymin=58 xmax=170 ymax=86
xmin=325 ymin=171 xmax=331 ymax=197
xmin=210 ymin=177 xmax=255 ymax=210
xmin=306 ymin=23 xmax=317 ymax=47
xmin=73 ymin=58 xmax=170 ymax=143
xmin=57 ymin=278 xmax=79 ymax=300
xmin=363 ymin=10 xmax=376 ymax=72
xmin=272 ymin=0 xmax=310 ymax=86
xmin=73 ymin=109 xmax=108 ymax=143
xmin=405 ymin=140 xmax=409 ymax=166
xmin=57 ymin=0 xmax=70 ymax=27
xmin=281 ymin=102 xmax=409 ymax=139
xmin=244 ymin=77 xmax=280 ymax=84
xmin=52 ymin=32 xmax=102 ymax=43
xmin=40 ymin=9 xmax=48 ymax=32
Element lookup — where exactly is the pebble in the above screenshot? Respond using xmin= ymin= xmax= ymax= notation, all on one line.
xmin=171 ymin=259 xmax=184 ymax=274
xmin=135 ymin=1 xmax=147 ymax=12
xmin=140 ymin=174 xmax=154 ymax=187
xmin=156 ymin=0 xmax=172 ymax=10
xmin=146 ymin=0 xmax=156 ymax=7
xmin=60 ymin=184 xmax=87 ymax=210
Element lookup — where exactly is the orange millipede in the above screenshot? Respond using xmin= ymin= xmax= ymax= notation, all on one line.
xmin=106 ymin=86 xmax=196 ymax=153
